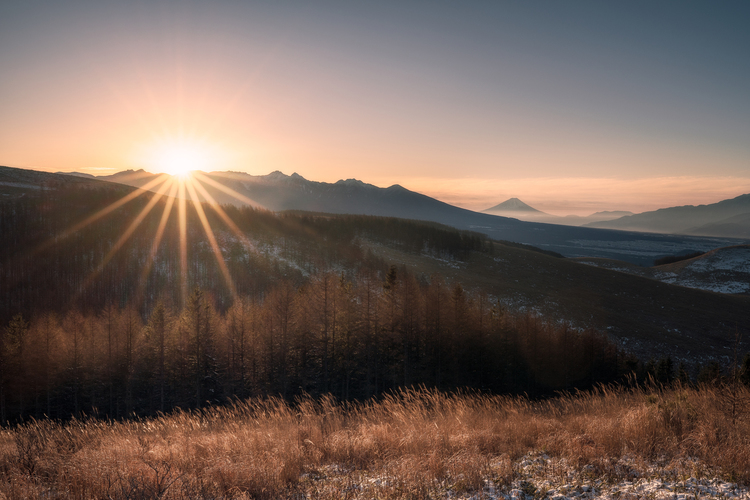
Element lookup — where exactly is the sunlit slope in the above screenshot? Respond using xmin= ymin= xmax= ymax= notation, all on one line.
xmin=81 ymin=167 xmax=746 ymax=266
xmin=1 ymin=167 xmax=748 ymax=364
xmin=577 ymin=246 xmax=750 ymax=295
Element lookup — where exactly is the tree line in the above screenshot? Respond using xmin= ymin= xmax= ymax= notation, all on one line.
xmin=1 ymin=266 xmax=626 ymax=423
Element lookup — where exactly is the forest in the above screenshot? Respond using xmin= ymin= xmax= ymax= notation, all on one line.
xmin=0 ymin=183 xmax=630 ymax=422
xmin=0 ymin=182 xmax=739 ymax=424
xmin=0 ymin=267 xmax=626 ymax=422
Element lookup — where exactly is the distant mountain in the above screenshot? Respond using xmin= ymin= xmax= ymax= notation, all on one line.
xmin=590 ymin=210 xmax=634 ymax=220
xmin=542 ymin=210 xmax=636 ymax=226
xmin=84 ymin=168 xmax=744 ymax=266
xmin=484 ymin=198 xmax=548 ymax=216
xmin=3 ymin=165 xmax=745 ymax=266
xmin=483 ymin=199 xmax=633 ymax=226
xmin=683 ymin=212 xmax=750 ymax=239
xmin=586 ymin=193 xmax=750 ymax=238
xmin=99 ymin=169 xmax=161 ymax=187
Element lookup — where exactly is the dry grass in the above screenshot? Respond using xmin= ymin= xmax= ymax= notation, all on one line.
xmin=1 ymin=385 xmax=749 ymax=499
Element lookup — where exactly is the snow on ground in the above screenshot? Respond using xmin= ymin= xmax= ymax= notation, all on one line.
xmin=657 ymin=275 xmax=749 ymax=295
xmin=684 ymin=246 xmax=750 ymax=273
xmin=657 ymin=246 xmax=750 ymax=294
xmin=299 ymin=453 xmax=750 ymax=499
xmin=579 ymin=246 xmax=750 ymax=295
xmin=566 ymin=239 xmax=721 ymax=258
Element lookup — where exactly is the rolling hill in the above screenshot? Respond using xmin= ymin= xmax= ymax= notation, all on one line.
xmin=576 ymin=245 xmax=750 ymax=295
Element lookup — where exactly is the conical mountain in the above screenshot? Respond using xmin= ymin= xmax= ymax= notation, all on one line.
xmin=483 ymin=198 xmax=547 ymax=215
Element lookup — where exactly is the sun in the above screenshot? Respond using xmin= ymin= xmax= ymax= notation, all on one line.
xmin=137 ymin=136 xmax=232 ymax=178
xmin=153 ymin=143 xmax=205 ymax=178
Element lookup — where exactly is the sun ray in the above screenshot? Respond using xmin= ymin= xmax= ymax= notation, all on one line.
xmin=75 ymin=177 xmax=174 ymax=299
xmin=192 ymin=171 xmax=265 ymax=209
xmin=178 ymin=179 xmax=188 ymax=306
xmin=134 ymin=178 xmax=180 ymax=307
xmin=34 ymin=173 xmax=171 ymax=256
xmin=189 ymin=175 xmax=258 ymax=254
xmin=184 ymin=179 xmax=238 ymax=301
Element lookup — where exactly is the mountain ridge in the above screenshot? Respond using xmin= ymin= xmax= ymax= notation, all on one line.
xmin=5 ymin=166 xmax=747 ymax=266
xmin=587 ymin=193 xmax=750 ymax=237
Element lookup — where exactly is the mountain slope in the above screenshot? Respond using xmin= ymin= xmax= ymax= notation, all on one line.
xmin=2 ymin=168 xmax=749 ymax=365
xmin=590 ymin=210 xmax=634 ymax=220
xmin=87 ymin=168 xmax=747 ymax=266
xmin=683 ymin=212 xmax=750 ymax=239
xmin=586 ymin=193 xmax=750 ymax=237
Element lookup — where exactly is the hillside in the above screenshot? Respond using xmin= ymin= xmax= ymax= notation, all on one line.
xmin=587 ymin=193 xmax=750 ymax=238
xmin=2 ymin=166 xmax=750 ymax=426
xmin=653 ymin=245 xmax=750 ymax=293
xmin=0 ymin=165 xmax=108 ymax=198
xmin=575 ymin=245 xmax=750 ymax=295
xmin=2 ymin=168 xmax=748 ymax=365
xmin=62 ymin=167 xmax=747 ymax=266
xmin=366 ymin=240 xmax=749 ymax=363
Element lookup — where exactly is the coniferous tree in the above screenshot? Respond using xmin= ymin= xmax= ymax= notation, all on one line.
xmin=144 ymin=301 xmax=169 ymax=412
xmin=741 ymin=354 xmax=750 ymax=388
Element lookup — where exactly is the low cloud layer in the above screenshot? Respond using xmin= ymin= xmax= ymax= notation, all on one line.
xmin=388 ymin=176 xmax=750 ymax=216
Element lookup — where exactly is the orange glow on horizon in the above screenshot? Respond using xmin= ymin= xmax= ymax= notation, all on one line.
xmin=28 ymin=161 xmax=275 ymax=309
xmin=139 ymin=138 xmax=228 ymax=178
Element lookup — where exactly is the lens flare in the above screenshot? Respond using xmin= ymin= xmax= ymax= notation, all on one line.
xmin=30 ymin=157 xmax=268 ymax=310
xmin=145 ymin=139 xmax=221 ymax=178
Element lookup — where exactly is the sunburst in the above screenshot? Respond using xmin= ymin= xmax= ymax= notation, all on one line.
xmin=33 ymin=148 xmax=266 ymax=308
xmin=152 ymin=142 xmax=204 ymax=178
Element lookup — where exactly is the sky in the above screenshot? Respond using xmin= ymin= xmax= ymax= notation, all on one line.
xmin=1 ymin=1 xmax=749 ymax=215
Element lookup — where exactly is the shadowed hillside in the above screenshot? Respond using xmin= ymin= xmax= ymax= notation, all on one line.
xmin=60 ymin=167 xmax=748 ymax=266
xmin=2 ymin=168 xmax=748 ymax=373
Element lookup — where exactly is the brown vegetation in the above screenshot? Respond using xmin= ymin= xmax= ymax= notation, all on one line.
xmin=1 ymin=270 xmax=622 ymax=422
xmin=1 ymin=385 xmax=749 ymax=499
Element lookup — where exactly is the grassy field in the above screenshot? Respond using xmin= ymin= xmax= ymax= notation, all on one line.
xmin=1 ymin=384 xmax=749 ymax=499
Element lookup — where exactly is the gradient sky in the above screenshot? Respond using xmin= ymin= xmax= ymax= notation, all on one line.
xmin=2 ymin=1 xmax=749 ymax=215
